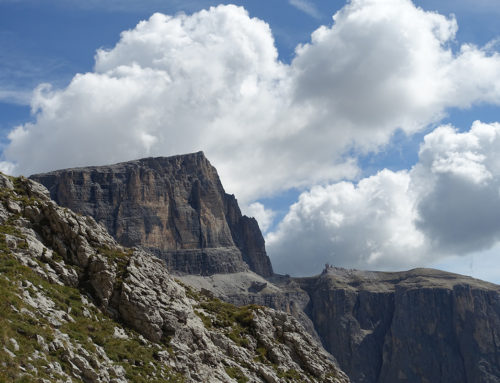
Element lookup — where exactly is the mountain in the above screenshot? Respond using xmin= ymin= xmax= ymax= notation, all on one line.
xmin=31 ymin=154 xmax=320 ymax=340
xmin=0 ymin=173 xmax=349 ymax=382
xmin=31 ymin=153 xmax=500 ymax=383
xmin=31 ymin=152 xmax=273 ymax=277
xmin=298 ymin=266 xmax=500 ymax=383
xmin=180 ymin=267 xmax=500 ymax=383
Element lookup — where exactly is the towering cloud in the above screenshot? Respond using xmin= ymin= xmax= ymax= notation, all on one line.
xmin=268 ymin=121 xmax=500 ymax=275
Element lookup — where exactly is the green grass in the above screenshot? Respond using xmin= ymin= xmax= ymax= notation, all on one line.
xmin=254 ymin=345 xmax=269 ymax=363
xmin=225 ymin=366 xmax=249 ymax=383
xmin=196 ymin=298 xmax=262 ymax=348
xmin=277 ymin=368 xmax=303 ymax=381
xmin=194 ymin=309 xmax=213 ymax=328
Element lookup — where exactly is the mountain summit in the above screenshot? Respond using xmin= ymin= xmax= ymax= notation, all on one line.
xmin=31 ymin=152 xmax=273 ymax=277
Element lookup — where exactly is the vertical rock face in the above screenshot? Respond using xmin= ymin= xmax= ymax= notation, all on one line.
xmin=224 ymin=194 xmax=273 ymax=277
xmin=31 ymin=152 xmax=273 ymax=277
xmin=298 ymin=267 xmax=500 ymax=383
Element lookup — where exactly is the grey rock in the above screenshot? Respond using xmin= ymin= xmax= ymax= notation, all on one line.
xmin=0 ymin=172 xmax=348 ymax=383
xmin=36 ymin=335 xmax=49 ymax=353
xmin=112 ymin=327 xmax=128 ymax=340
xmin=0 ymin=174 xmax=14 ymax=190
xmin=87 ymin=254 xmax=116 ymax=307
xmin=153 ymin=246 xmax=249 ymax=275
xmin=9 ymin=338 xmax=19 ymax=352
xmin=298 ymin=267 xmax=500 ymax=383
xmin=7 ymin=200 xmax=21 ymax=214
xmin=3 ymin=347 xmax=15 ymax=358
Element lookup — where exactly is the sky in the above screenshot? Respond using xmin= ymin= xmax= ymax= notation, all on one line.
xmin=1 ymin=0 xmax=500 ymax=283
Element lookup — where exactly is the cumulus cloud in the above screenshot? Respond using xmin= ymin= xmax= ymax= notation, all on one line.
xmin=267 ymin=169 xmax=426 ymax=275
xmin=290 ymin=0 xmax=500 ymax=151
xmin=414 ymin=121 xmax=500 ymax=254
xmin=4 ymin=0 xmax=500 ymax=207
xmin=0 ymin=161 xmax=16 ymax=175
xmin=268 ymin=121 xmax=500 ymax=275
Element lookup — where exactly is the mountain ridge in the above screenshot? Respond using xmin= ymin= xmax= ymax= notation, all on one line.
xmin=30 ymin=153 xmax=500 ymax=383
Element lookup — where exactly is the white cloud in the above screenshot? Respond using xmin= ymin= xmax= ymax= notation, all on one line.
xmin=289 ymin=0 xmax=500 ymax=152
xmin=0 ymin=161 xmax=16 ymax=175
xmin=268 ymin=121 xmax=500 ymax=276
xmin=4 ymin=1 xmax=500 ymax=207
xmin=289 ymin=0 xmax=321 ymax=19
xmin=243 ymin=202 xmax=275 ymax=233
xmin=414 ymin=121 xmax=500 ymax=254
xmin=267 ymin=169 xmax=426 ymax=275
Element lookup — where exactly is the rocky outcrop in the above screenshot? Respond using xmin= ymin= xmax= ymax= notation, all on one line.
xmin=0 ymin=174 xmax=348 ymax=383
xmin=224 ymin=194 xmax=273 ymax=277
xmin=298 ymin=266 xmax=500 ymax=383
xmin=178 ymin=272 xmax=321 ymax=344
xmin=31 ymin=152 xmax=273 ymax=277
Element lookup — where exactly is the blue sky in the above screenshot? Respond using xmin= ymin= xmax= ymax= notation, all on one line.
xmin=1 ymin=0 xmax=500 ymax=282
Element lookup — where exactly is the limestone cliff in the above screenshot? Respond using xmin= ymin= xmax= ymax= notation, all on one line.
xmin=31 ymin=152 xmax=273 ymax=277
xmin=0 ymin=174 xmax=348 ymax=383
xmin=298 ymin=267 xmax=500 ymax=383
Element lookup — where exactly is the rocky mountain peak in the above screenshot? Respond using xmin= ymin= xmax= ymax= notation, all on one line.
xmin=31 ymin=152 xmax=273 ymax=277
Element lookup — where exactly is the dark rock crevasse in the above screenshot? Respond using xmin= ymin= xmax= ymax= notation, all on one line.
xmin=31 ymin=152 xmax=273 ymax=277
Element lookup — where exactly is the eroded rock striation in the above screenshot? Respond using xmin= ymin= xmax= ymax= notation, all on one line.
xmin=31 ymin=152 xmax=273 ymax=277
xmin=298 ymin=267 xmax=500 ymax=383
xmin=0 ymin=174 xmax=349 ymax=383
